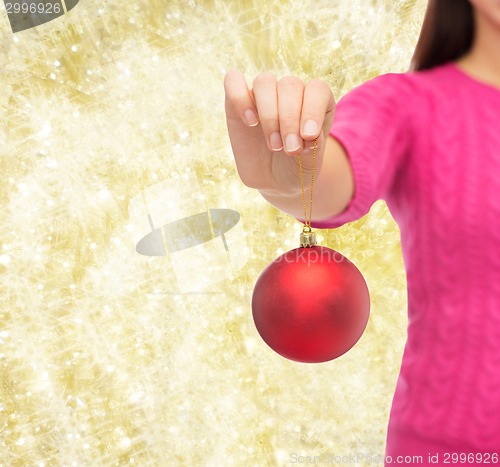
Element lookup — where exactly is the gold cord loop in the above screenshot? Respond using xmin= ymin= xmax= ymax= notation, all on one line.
xmin=298 ymin=137 xmax=318 ymax=247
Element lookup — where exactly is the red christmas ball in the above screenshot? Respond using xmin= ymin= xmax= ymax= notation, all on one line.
xmin=252 ymin=246 xmax=370 ymax=363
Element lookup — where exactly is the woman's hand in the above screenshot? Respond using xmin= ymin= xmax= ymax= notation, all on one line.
xmin=224 ymin=70 xmax=336 ymax=196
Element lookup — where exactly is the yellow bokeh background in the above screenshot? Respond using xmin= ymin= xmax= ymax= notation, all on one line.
xmin=0 ymin=1 xmax=425 ymax=465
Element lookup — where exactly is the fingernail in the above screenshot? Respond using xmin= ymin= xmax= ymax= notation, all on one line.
xmin=270 ymin=132 xmax=283 ymax=151
xmin=285 ymin=134 xmax=301 ymax=153
xmin=303 ymin=119 xmax=318 ymax=136
xmin=243 ymin=109 xmax=259 ymax=127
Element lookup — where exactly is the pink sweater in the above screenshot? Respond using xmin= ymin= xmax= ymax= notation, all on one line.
xmin=313 ymin=61 xmax=500 ymax=460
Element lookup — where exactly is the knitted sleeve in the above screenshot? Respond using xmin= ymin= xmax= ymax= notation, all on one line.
xmin=309 ymin=72 xmax=415 ymax=229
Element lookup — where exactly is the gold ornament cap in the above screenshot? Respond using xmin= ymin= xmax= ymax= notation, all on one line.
xmin=300 ymin=225 xmax=317 ymax=248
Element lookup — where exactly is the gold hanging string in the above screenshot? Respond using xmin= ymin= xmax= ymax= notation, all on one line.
xmin=298 ymin=137 xmax=318 ymax=247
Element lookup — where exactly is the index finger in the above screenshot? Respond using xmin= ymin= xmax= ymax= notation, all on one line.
xmin=224 ymin=70 xmax=259 ymax=127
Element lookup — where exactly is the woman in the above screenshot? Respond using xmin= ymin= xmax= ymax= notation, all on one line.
xmin=224 ymin=0 xmax=500 ymax=463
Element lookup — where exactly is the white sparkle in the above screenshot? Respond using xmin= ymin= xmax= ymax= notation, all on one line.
xmin=99 ymin=189 xmax=111 ymax=200
xmin=40 ymin=123 xmax=51 ymax=137
xmin=119 ymin=437 xmax=132 ymax=449
xmin=0 ymin=254 xmax=10 ymax=266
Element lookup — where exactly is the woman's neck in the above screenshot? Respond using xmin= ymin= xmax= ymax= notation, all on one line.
xmin=455 ymin=7 xmax=500 ymax=88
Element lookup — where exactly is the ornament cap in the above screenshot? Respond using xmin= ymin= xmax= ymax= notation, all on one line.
xmin=300 ymin=225 xmax=317 ymax=248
